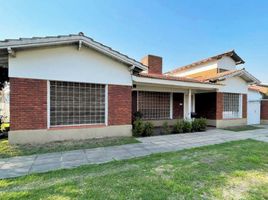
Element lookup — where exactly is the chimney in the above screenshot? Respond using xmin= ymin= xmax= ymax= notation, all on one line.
xmin=141 ymin=55 xmax=162 ymax=74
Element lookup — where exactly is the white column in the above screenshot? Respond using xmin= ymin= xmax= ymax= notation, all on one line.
xmin=105 ymin=84 xmax=108 ymax=126
xmin=188 ymin=89 xmax=192 ymax=119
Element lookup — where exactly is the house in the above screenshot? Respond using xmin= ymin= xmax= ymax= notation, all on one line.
xmin=0 ymin=33 xmax=263 ymax=144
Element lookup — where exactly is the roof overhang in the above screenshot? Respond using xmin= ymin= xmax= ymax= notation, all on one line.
xmin=0 ymin=34 xmax=148 ymax=72
xmin=210 ymin=69 xmax=261 ymax=84
xmin=132 ymin=75 xmax=222 ymax=90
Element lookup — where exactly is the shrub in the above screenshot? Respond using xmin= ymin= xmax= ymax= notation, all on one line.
xmin=191 ymin=119 xmax=200 ymax=132
xmin=143 ymin=122 xmax=154 ymax=137
xmin=173 ymin=120 xmax=184 ymax=133
xmin=191 ymin=118 xmax=207 ymax=132
xmin=198 ymin=118 xmax=207 ymax=131
xmin=162 ymin=121 xmax=171 ymax=135
xmin=182 ymin=120 xmax=192 ymax=133
xmin=132 ymin=119 xmax=144 ymax=137
xmin=133 ymin=111 xmax=143 ymax=121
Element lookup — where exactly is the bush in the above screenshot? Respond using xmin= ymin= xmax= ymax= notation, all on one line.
xmin=198 ymin=118 xmax=207 ymax=131
xmin=162 ymin=121 xmax=171 ymax=135
xmin=173 ymin=120 xmax=184 ymax=133
xmin=143 ymin=122 xmax=154 ymax=137
xmin=191 ymin=119 xmax=200 ymax=132
xmin=133 ymin=111 xmax=143 ymax=121
xmin=191 ymin=118 xmax=207 ymax=132
xmin=182 ymin=120 xmax=192 ymax=133
xmin=132 ymin=119 xmax=144 ymax=137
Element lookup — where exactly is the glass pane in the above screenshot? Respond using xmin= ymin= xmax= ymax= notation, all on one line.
xmin=50 ymin=81 xmax=105 ymax=126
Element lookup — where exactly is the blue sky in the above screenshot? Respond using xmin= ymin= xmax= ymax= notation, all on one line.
xmin=0 ymin=0 xmax=268 ymax=83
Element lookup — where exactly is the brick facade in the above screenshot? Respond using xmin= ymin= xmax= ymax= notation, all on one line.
xmin=141 ymin=55 xmax=162 ymax=74
xmin=173 ymin=93 xmax=184 ymax=119
xmin=108 ymin=85 xmax=132 ymax=125
xmin=10 ymin=78 xmax=47 ymax=130
xmin=261 ymin=100 xmax=268 ymax=120
xmin=216 ymin=92 xmax=223 ymax=120
xmin=242 ymin=94 xmax=247 ymax=118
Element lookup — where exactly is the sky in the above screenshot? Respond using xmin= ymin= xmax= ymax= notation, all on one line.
xmin=0 ymin=0 xmax=268 ymax=83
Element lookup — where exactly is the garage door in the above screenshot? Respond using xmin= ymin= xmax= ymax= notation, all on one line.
xmin=247 ymin=101 xmax=260 ymax=125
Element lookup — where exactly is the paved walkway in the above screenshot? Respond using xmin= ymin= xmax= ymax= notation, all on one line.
xmin=1 ymin=127 xmax=268 ymax=179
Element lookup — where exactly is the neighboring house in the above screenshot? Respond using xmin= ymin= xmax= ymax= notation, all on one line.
xmin=0 ymin=82 xmax=10 ymax=122
xmin=249 ymin=85 xmax=268 ymax=125
xmin=0 ymin=33 xmax=263 ymax=144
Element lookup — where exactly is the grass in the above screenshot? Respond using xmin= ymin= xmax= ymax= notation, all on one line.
xmin=0 ymin=139 xmax=267 ymax=199
xmin=0 ymin=137 xmax=139 ymax=158
xmin=223 ymin=125 xmax=263 ymax=132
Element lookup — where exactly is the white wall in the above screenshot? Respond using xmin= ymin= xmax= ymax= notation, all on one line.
xmin=248 ymin=90 xmax=262 ymax=101
xmin=217 ymin=56 xmax=236 ymax=70
xmin=9 ymin=45 xmax=132 ymax=86
xmin=172 ymin=60 xmax=218 ymax=77
xmin=218 ymin=77 xmax=248 ymax=94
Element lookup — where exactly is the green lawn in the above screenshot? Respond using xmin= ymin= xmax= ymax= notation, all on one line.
xmin=0 ymin=139 xmax=267 ymax=200
xmin=223 ymin=125 xmax=263 ymax=132
xmin=0 ymin=137 xmax=139 ymax=158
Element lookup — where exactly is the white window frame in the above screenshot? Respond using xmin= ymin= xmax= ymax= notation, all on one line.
xmin=223 ymin=93 xmax=242 ymax=119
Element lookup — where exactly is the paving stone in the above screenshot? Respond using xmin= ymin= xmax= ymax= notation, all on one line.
xmin=30 ymin=162 xmax=62 ymax=173
xmin=62 ymin=159 xmax=88 ymax=169
xmin=1 ymin=128 xmax=268 ymax=179
xmin=1 ymin=160 xmax=33 ymax=169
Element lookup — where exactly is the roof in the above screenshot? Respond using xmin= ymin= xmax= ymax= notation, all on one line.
xmin=249 ymin=85 xmax=268 ymax=94
xmin=199 ymin=69 xmax=261 ymax=84
xmin=0 ymin=32 xmax=147 ymax=71
xmin=166 ymin=50 xmax=245 ymax=75
xmin=136 ymin=73 xmax=219 ymax=85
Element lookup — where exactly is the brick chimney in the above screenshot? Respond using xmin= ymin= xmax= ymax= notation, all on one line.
xmin=141 ymin=55 xmax=162 ymax=74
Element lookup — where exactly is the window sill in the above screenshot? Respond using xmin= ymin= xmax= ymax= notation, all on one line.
xmin=49 ymin=124 xmax=106 ymax=130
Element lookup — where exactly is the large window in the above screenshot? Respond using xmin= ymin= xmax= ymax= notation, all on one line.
xmin=138 ymin=91 xmax=171 ymax=120
xmin=50 ymin=81 xmax=106 ymax=126
xmin=223 ymin=93 xmax=242 ymax=119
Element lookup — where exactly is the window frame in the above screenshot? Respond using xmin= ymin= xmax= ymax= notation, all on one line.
xmin=137 ymin=91 xmax=173 ymax=120
xmin=47 ymin=81 xmax=108 ymax=128
xmin=223 ymin=93 xmax=242 ymax=119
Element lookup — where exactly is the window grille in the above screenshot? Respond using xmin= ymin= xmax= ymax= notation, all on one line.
xmin=50 ymin=81 xmax=105 ymax=126
xmin=138 ymin=91 xmax=170 ymax=120
xmin=223 ymin=93 xmax=241 ymax=119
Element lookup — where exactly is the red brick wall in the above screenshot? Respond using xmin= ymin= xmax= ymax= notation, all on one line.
xmin=141 ymin=55 xmax=162 ymax=74
xmin=10 ymin=78 xmax=47 ymax=130
xmin=261 ymin=100 xmax=268 ymax=120
xmin=216 ymin=93 xmax=223 ymax=120
xmin=173 ymin=93 xmax=184 ymax=119
xmin=243 ymin=94 xmax=247 ymax=118
xmin=108 ymin=85 xmax=132 ymax=125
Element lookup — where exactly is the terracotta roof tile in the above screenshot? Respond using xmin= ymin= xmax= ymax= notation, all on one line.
xmin=137 ymin=73 xmax=218 ymax=85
